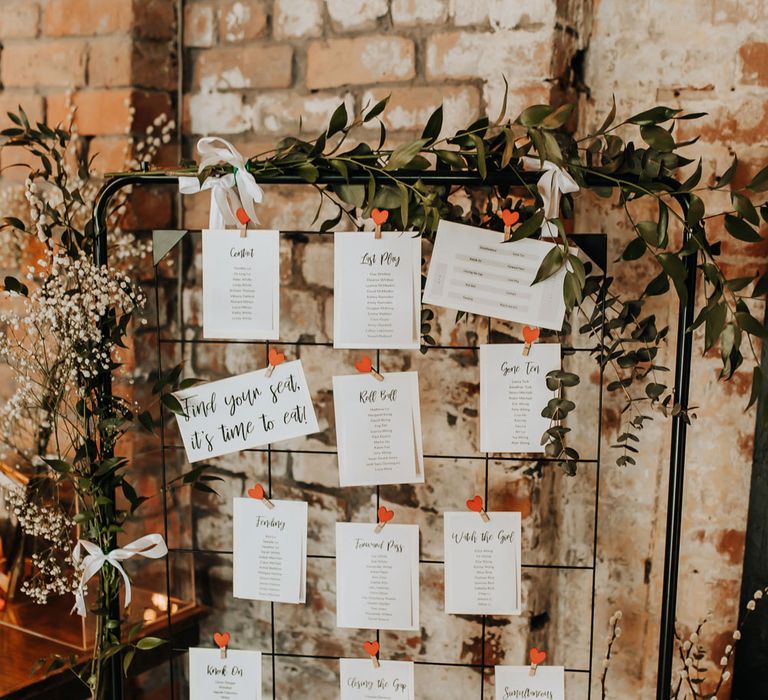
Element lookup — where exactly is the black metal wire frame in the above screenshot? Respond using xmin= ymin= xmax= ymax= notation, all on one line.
xmin=93 ymin=170 xmax=696 ymax=700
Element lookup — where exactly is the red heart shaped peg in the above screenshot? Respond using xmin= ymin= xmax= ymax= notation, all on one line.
xmin=466 ymin=495 xmax=484 ymax=513
xmin=363 ymin=640 xmax=380 ymax=657
xmin=268 ymin=348 xmax=286 ymax=367
xmin=355 ymin=355 xmax=373 ymax=373
xmin=378 ymin=506 xmax=394 ymax=524
xmin=236 ymin=207 xmax=250 ymax=226
xmin=214 ymin=632 xmax=230 ymax=649
xmin=371 ymin=209 xmax=389 ymax=226
xmin=522 ymin=326 xmax=540 ymax=345
xmin=530 ymin=648 xmax=547 ymax=666
xmin=501 ymin=209 xmax=520 ymax=227
xmin=248 ymin=483 xmax=265 ymax=500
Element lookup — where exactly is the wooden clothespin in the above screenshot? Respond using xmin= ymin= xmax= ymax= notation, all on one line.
xmin=374 ymin=506 xmax=394 ymax=533
xmin=363 ymin=640 xmax=380 ymax=669
xmin=522 ymin=325 xmax=540 ymax=357
xmin=247 ymin=483 xmax=275 ymax=509
xmin=466 ymin=495 xmax=490 ymax=523
xmin=214 ymin=632 xmax=230 ymax=659
xmin=236 ymin=207 xmax=250 ymax=238
xmin=355 ymin=355 xmax=384 ymax=382
xmin=529 ymin=647 xmax=547 ymax=676
xmin=371 ymin=208 xmax=388 ymax=239
xmin=501 ymin=209 xmax=520 ymax=242
xmin=265 ymin=347 xmax=286 ymax=378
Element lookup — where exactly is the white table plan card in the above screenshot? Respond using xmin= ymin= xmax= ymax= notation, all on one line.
xmin=422 ymin=220 xmax=567 ymax=331
xmin=333 ymin=231 xmax=421 ymax=349
xmin=336 ymin=522 xmax=420 ymax=630
xmin=480 ymin=343 xmax=561 ymax=453
xmin=494 ymin=665 xmax=565 ymax=700
xmin=340 ymin=659 xmax=415 ymax=700
xmin=189 ymin=647 xmax=262 ymax=699
xmin=444 ymin=511 xmax=522 ymax=615
xmin=332 ymin=371 xmax=425 ymax=487
xmin=173 ymin=359 xmax=319 ymax=462
xmin=233 ymin=497 xmax=307 ymax=604
xmin=202 ymin=229 xmax=280 ymax=340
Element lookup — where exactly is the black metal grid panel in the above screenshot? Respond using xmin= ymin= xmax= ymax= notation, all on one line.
xmin=144 ymin=222 xmax=607 ymax=699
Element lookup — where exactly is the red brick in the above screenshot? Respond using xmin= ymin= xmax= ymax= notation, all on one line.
xmin=184 ymin=2 xmax=215 ymax=47
xmin=739 ymin=42 xmax=768 ymax=87
xmin=43 ymin=0 xmax=134 ymax=36
xmin=306 ymin=37 xmax=416 ymax=89
xmin=194 ymin=45 xmax=293 ymax=90
xmin=134 ymin=0 xmax=177 ymax=40
xmin=88 ymin=136 xmax=134 ymax=174
xmin=47 ymin=89 xmax=172 ymax=136
xmin=88 ymin=37 xmax=133 ymax=87
xmin=0 ymin=1 xmax=40 ymax=39
xmin=0 ymin=92 xmax=44 ymax=129
xmin=1 ymin=40 xmax=87 ymax=88
xmin=219 ymin=0 xmax=267 ymax=43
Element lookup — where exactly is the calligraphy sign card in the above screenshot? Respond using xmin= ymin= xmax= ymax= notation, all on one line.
xmin=336 ymin=522 xmax=419 ymax=631
xmin=189 ymin=648 xmax=262 ymax=700
xmin=202 ymin=229 xmax=280 ymax=340
xmin=480 ymin=343 xmax=560 ymax=454
xmin=233 ymin=498 xmax=307 ymax=604
xmin=423 ymin=220 xmax=567 ymax=331
xmin=332 ymin=371 xmax=424 ymax=487
xmin=494 ymin=665 xmax=565 ymax=700
xmin=333 ymin=231 xmax=421 ymax=349
xmin=340 ymin=659 xmax=415 ymax=700
xmin=444 ymin=511 xmax=522 ymax=615
xmin=173 ymin=359 xmax=319 ymax=463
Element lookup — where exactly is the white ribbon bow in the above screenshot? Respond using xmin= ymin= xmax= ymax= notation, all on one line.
xmin=521 ymin=157 xmax=580 ymax=238
xmin=178 ymin=137 xmax=264 ymax=229
xmin=71 ymin=534 xmax=168 ymax=617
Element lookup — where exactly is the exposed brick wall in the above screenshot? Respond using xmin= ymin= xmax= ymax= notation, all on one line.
xmin=0 ymin=1 xmax=765 ymax=698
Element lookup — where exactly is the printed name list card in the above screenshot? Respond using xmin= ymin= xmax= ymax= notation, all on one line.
xmin=202 ymin=229 xmax=280 ymax=340
xmin=423 ymin=220 xmax=567 ymax=331
xmin=494 ymin=665 xmax=565 ymax=700
xmin=340 ymin=659 xmax=415 ymax=700
xmin=233 ymin=497 xmax=307 ymax=603
xmin=444 ymin=511 xmax=522 ymax=615
xmin=480 ymin=343 xmax=560 ymax=454
xmin=333 ymin=371 xmax=424 ymax=486
xmin=173 ymin=360 xmax=319 ymax=462
xmin=336 ymin=522 xmax=419 ymax=630
xmin=334 ymin=231 xmax=421 ymax=349
xmin=189 ymin=648 xmax=262 ymax=700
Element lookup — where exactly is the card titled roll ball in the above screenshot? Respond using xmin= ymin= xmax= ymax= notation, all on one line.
xmin=189 ymin=648 xmax=262 ymax=700
xmin=336 ymin=522 xmax=419 ymax=630
xmin=233 ymin=498 xmax=307 ymax=604
xmin=494 ymin=665 xmax=565 ymax=700
xmin=333 ymin=231 xmax=421 ymax=349
xmin=333 ymin=371 xmax=424 ymax=487
xmin=202 ymin=229 xmax=280 ymax=340
xmin=444 ymin=511 xmax=522 ymax=615
xmin=173 ymin=360 xmax=319 ymax=462
xmin=480 ymin=343 xmax=560 ymax=454
xmin=340 ymin=659 xmax=415 ymax=700
xmin=423 ymin=220 xmax=567 ymax=331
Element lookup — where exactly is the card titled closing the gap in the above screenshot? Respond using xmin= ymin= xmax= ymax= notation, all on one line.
xmin=336 ymin=522 xmax=419 ymax=631
xmin=233 ymin=498 xmax=307 ymax=604
xmin=332 ymin=371 xmax=424 ymax=487
xmin=494 ymin=665 xmax=565 ymax=700
xmin=340 ymin=659 xmax=415 ymax=700
xmin=423 ymin=220 xmax=567 ymax=331
xmin=173 ymin=360 xmax=319 ymax=462
xmin=189 ymin=648 xmax=262 ymax=700
xmin=202 ymin=229 xmax=280 ymax=340
xmin=333 ymin=231 xmax=421 ymax=349
xmin=444 ymin=511 xmax=522 ymax=615
xmin=480 ymin=343 xmax=560 ymax=454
